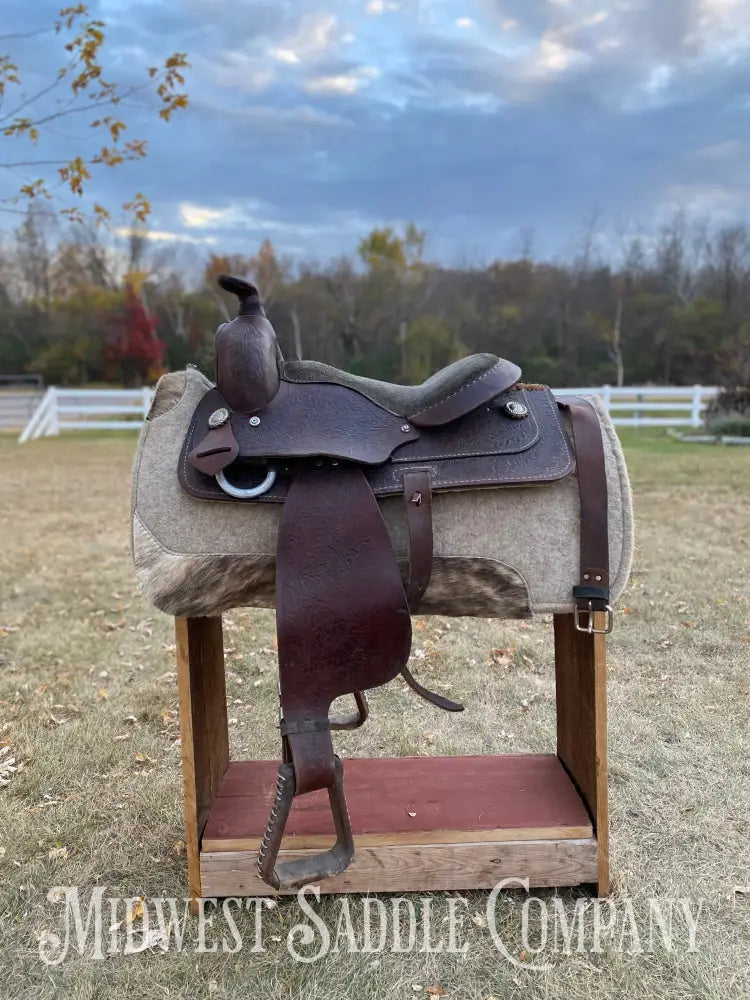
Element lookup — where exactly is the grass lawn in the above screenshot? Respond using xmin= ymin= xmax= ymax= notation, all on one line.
xmin=0 ymin=430 xmax=748 ymax=999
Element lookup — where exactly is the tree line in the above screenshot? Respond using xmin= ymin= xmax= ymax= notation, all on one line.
xmin=1 ymin=209 xmax=749 ymax=389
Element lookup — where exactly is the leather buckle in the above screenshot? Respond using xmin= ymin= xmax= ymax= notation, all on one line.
xmin=257 ymin=757 xmax=354 ymax=890
xmin=574 ymin=602 xmax=614 ymax=635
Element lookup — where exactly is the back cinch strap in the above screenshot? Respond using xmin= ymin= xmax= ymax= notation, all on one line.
xmin=557 ymin=396 xmax=610 ymax=611
xmin=401 ymin=467 xmax=464 ymax=713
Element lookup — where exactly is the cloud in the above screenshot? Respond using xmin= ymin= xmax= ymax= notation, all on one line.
xmin=113 ymin=227 xmax=217 ymax=245
xmin=179 ymin=204 xmax=232 ymax=229
xmin=305 ymin=65 xmax=380 ymax=95
xmin=529 ymin=32 xmax=591 ymax=76
xmin=4 ymin=0 xmax=750 ymax=263
xmin=366 ymin=0 xmax=399 ymax=14
xmin=271 ymin=48 xmax=300 ymax=65
xmin=270 ymin=12 xmax=340 ymax=64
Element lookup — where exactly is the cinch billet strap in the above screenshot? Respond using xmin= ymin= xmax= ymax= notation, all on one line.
xmin=557 ymin=396 xmax=610 ymax=614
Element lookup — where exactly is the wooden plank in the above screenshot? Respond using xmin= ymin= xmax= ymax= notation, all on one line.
xmin=553 ymin=612 xmax=609 ymax=895
xmin=200 ymin=838 xmax=599 ymax=896
xmin=202 ymin=755 xmax=593 ymax=852
xmin=175 ymin=616 xmax=229 ymax=910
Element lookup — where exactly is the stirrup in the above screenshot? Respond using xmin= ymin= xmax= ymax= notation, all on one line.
xmin=257 ymin=756 xmax=354 ymax=890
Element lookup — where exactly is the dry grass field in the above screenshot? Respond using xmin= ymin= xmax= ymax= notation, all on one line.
xmin=0 ymin=431 xmax=748 ymax=999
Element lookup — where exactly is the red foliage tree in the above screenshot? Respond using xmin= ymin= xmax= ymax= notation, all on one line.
xmin=107 ymin=283 xmax=165 ymax=385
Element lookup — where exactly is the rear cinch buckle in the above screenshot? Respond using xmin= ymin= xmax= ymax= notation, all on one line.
xmin=574 ymin=601 xmax=614 ymax=635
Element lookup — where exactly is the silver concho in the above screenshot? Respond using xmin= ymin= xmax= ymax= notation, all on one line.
xmin=503 ymin=399 xmax=528 ymax=419
xmin=208 ymin=407 xmax=230 ymax=428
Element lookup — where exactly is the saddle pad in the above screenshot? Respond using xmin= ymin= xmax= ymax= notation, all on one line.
xmin=131 ymin=368 xmax=633 ymax=620
xmin=178 ymin=383 xmax=575 ymax=503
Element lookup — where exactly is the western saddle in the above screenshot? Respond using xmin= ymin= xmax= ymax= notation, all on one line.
xmin=178 ymin=275 xmax=612 ymax=890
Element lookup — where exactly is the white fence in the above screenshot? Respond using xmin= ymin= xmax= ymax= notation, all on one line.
xmin=552 ymin=384 xmax=719 ymax=427
xmin=18 ymin=387 xmax=154 ymax=443
xmin=16 ymin=383 xmax=720 ymax=443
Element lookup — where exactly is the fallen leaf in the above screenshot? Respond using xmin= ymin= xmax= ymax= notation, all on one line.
xmin=97 ymin=688 xmax=109 ymax=701
xmin=0 ymin=746 xmax=18 ymax=785
xmin=426 ymin=989 xmax=446 ymax=997
xmin=141 ymin=927 xmax=170 ymax=952
xmin=48 ymin=846 xmax=68 ymax=861
xmin=471 ymin=913 xmax=486 ymax=928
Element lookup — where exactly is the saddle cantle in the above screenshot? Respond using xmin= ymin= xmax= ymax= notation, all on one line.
xmin=131 ymin=275 xmax=634 ymax=890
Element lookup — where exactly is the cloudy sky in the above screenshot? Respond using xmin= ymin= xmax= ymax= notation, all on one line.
xmin=3 ymin=0 xmax=749 ymax=263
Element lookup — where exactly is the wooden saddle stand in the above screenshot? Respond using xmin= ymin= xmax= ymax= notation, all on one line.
xmin=133 ymin=276 xmax=631 ymax=909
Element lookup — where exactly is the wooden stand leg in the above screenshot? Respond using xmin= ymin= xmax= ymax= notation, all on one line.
xmin=553 ymin=612 xmax=609 ymax=895
xmin=175 ymin=616 xmax=229 ymax=913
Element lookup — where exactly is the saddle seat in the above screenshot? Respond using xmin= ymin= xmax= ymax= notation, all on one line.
xmin=282 ymin=353 xmax=513 ymax=418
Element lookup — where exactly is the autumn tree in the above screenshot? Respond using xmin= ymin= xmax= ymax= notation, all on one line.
xmin=1 ymin=4 xmax=189 ymax=223
xmin=106 ymin=280 xmax=164 ymax=386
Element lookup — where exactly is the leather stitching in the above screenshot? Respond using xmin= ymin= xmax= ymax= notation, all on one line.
xmin=409 ymin=360 xmax=507 ymax=419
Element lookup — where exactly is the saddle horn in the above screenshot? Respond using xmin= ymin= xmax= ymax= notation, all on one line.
xmin=218 ymin=274 xmax=265 ymax=316
xmin=215 ymin=274 xmax=281 ymax=413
